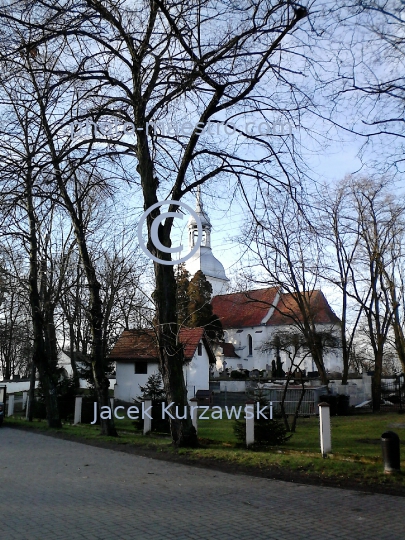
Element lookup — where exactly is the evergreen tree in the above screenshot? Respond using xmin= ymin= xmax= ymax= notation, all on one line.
xmin=187 ymin=271 xmax=223 ymax=340
xmin=175 ymin=264 xmax=191 ymax=327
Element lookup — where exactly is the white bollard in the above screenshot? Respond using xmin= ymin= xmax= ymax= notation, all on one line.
xmin=7 ymin=394 xmax=14 ymax=417
xmin=319 ymin=402 xmax=332 ymax=456
xmin=245 ymin=402 xmax=255 ymax=447
xmin=143 ymin=399 xmax=152 ymax=435
xmin=190 ymin=398 xmax=198 ymax=435
xmin=74 ymin=396 xmax=83 ymax=425
xmin=22 ymin=391 xmax=28 ymax=410
xmin=25 ymin=395 xmax=30 ymax=420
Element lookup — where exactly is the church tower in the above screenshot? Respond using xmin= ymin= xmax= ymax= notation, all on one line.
xmin=185 ymin=188 xmax=230 ymax=297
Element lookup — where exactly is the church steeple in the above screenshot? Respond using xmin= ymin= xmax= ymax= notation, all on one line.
xmin=186 ymin=187 xmax=229 ymax=296
xmin=189 ymin=186 xmax=211 ymax=249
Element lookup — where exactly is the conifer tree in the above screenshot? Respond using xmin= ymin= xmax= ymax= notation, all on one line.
xmin=175 ymin=264 xmax=191 ymax=327
xmin=187 ymin=271 xmax=223 ymax=340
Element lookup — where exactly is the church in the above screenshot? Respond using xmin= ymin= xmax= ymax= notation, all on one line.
xmin=185 ymin=191 xmax=344 ymax=376
xmin=111 ymin=192 xmax=343 ymax=404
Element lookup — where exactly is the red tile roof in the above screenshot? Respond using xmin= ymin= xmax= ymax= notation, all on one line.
xmin=109 ymin=327 xmax=215 ymax=363
xmin=211 ymin=287 xmax=340 ymax=328
xmin=267 ymin=290 xmax=341 ymax=326
xmin=110 ymin=329 xmax=159 ymax=361
xmin=211 ymin=287 xmax=279 ymax=328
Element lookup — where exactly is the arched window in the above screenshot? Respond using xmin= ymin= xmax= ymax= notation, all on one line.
xmin=247 ymin=334 xmax=253 ymax=356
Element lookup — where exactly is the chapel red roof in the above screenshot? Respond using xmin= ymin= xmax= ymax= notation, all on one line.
xmin=211 ymin=287 xmax=340 ymax=328
xmin=109 ymin=327 xmax=215 ymax=363
xmin=211 ymin=287 xmax=279 ymax=328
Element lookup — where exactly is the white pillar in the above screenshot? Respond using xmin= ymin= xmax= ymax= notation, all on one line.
xmin=25 ymin=395 xmax=30 ymax=420
xmin=319 ymin=402 xmax=332 ymax=456
xmin=245 ymin=402 xmax=255 ymax=447
xmin=74 ymin=396 xmax=83 ymax=425
xmin=143 ymin=399 xmax=152 ymax=435
xmin=110 ymin=397 xmax=114 ymax=411
xmin=190 ymin=398 xmax=198 ymax=435
xmin=7 ymin=394 xmax=14 ymax=417
xmin=22 ymin=391 xmax=28 ymax=410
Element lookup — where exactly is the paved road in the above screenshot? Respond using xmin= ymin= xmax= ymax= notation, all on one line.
xmin=0 ymin=428 xmax=404 ymax=540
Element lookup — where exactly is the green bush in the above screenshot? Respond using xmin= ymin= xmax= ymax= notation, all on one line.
xmin=319 ymin=394 xmax=351 ymax=416
xmin=233 ymin=393 xmax=291 ymax=446
xmin=233 ymin=415 xmax=290 ymax=445
xmin=230 ymin=370 xmax=247 ymax=379
xmin=132 ymin=373 xmax=170 ymax=434
xmin=31 ymin=399 xmax=47 ymax=420
xmin=81 ymin=396 xmax=99 ymax=424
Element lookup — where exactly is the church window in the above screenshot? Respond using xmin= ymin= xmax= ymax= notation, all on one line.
xmin=247 ymin=334 xmax=253 ymax=356
xmin=197 ymin=342 xmax=202 ymax=356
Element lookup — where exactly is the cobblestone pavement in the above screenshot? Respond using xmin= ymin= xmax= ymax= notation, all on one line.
xmin=1 ymin=428 xmax=404 ymax=540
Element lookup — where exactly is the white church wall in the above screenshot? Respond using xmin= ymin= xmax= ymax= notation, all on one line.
xmin=216 ymin=322 xmax=343 ymax=374
xmin=208 ymin=276 xmax=229 ymax=297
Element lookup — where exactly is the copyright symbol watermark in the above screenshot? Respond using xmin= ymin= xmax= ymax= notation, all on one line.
xmin=137 ymin=200 xmax=203 ymax=265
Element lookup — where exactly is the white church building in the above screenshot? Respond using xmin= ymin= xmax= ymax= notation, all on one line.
xmin=184 ymin=191 xmax=343 ymax=376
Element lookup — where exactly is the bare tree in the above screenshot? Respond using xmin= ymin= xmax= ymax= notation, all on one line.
xmin=346 ymin=176 xmax=405 ymax=410
xmin=319 ymin=179 xmax=364 ymax=384
xmin=262 ymin=331 xmax=311 ymax=432
xmin=0 ymin=253 xmax=32 ymax=379
xmin=0 ymin=0 xmax=319 ymax=446
xmin=242 ymin=190 xmax=339 ymax=385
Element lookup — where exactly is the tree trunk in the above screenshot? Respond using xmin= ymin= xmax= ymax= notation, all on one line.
xmin=69 ymin=322 xmax=80 ymax=387
xmin=341 ymin=291 xmax=349 ymax=385
xmin=309 ymin=344 xmax=328 ymax=386
xmin=392 ymin=309 xmax=405 ymax=374
xmin=27 ymin=360 xmax=36 ymax=422
xmin=26 ymin=172 xmax=61 ymax=428
xmin=154 ymin=262 xmax=198 ymax=447
xmin=372 ymin=349 xmax=383 ymax=412
xmin=291 ymin=378 xmax=306 ymax=433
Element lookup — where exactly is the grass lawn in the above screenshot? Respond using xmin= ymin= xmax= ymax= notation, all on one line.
xmin=5 ymin=411 xmax=405 ymax=493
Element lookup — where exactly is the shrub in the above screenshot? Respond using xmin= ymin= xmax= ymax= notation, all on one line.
xmin=319 ymin=394 xmax=351 ymax=416
xmin=132 ymin=372 xmax=170 ymax=434
xmin=233 ymin=394 xmax=291 ymax=446
xmin=230 ymin=370 xmax=247 ymax=380
xmin=233 ymin=415 xmax=290 ymax=445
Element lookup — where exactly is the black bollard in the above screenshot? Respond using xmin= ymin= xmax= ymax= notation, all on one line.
xmin=381 ymin=431 xmax=401 ymax=474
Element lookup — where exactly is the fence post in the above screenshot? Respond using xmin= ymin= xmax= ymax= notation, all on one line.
xmin=319 ymin=402 xmax=332 ymax=456
xmin=22 ymin=391 xmax=28 ymax=410
xmin=143 ymin=398 xmax=152 ymax=435
xmin=246 ymin=401 xmax=255 ymax=447
xmin=190 ymin=397 xmax=198 ymax=434
xmin=7 ymin=394 xmax=14 ymax=417
xmin=74 ymin=396 xmax=83 ymax=425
